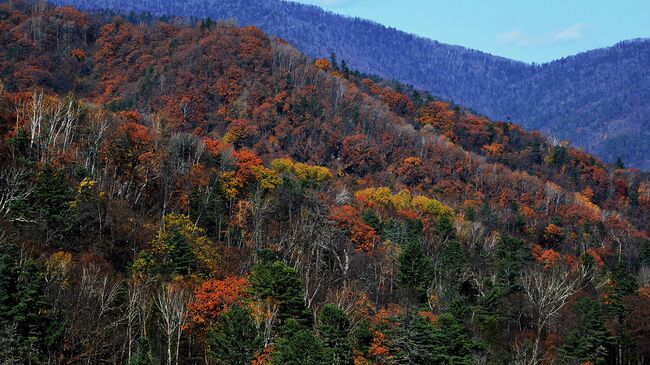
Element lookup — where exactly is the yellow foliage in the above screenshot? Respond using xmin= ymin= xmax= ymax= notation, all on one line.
xmin=78 ymin=177 xmax=97 ymax=192
xmin=411 ymin=195 xmax=454 ymax=219
xmin=138 ymin=214 xmax=220 ymax=279
xmin=354 ymin=187 xmax=393 ymax=208
xmin=271 ymin=158 xmax=295 ymax=173
xmin=221 ymin=171 xmax=243 ymax=199
xmin=271 ymin=158 xmax=332 ymax=184
xmin=252 ymin=165 xmax=281 ymax=190
xmin=293 ymin=162 xmax=333 ymax=183
xmin=391 ymin=189 xmax=412 ymax=211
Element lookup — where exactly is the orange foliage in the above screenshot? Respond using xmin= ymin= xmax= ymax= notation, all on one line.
xmin=532 ymin=244 xmax=561 ymax=269
xmin=251 ymin=346 xmax=274 ymax=365
xmin=234 ymin=148 xmax=262 ymax=181
xmin=71 ymin=48 xmax=86 ymax=61
xmin=542 ymin=224 xmax=565 ymax=245
xmin=330 ymin=205 xmax=379 ymax=252
xmin=314 ymin=58 xmax=331 ymax=71
xmin=483 ymin=143 xmax=505 ymax=157
xmin=187 ymin=276 xmax=249 ymax=328
xmin=586 ymin=248 xmax=605 ymax=267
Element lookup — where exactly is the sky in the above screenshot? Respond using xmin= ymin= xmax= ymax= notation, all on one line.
xmin=292 ymin=0 xmax=650 ymax=64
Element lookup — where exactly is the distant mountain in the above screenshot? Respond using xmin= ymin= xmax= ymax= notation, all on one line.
xmin=51 ymin=0 xmax=650 ymax=169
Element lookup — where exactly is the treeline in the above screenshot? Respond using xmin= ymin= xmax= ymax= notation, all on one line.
xmin=0 ymin=2 xmax=649 ymax=364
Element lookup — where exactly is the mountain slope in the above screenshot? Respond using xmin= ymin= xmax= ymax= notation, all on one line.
xmin=50 ymin=0 xmax=650 ymax=169
xmin=1 ymin=2 xmax=650 ymax=364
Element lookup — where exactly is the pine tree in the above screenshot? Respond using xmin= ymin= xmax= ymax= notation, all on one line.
xmin=397 ymin=240 xmax=433 ymax=303
xmin=271 ymin=319 xmax=327 ymax=365
xmin=318 ymin=304 xmax=353 ymax=365
xmin=387 ymin=311 xmax=436 ymax=365
xmin=560 ymin=298 xmax=610 ymax=364
xmin=494 ymin=235 xmax=530 ymax=291
xmin=249 ymin=260 xmax=312 ymax=328
xmin=207 ymin=304 xmax=262 ymax=365
xmin=429 ymin=313 xmax=480 ymax=364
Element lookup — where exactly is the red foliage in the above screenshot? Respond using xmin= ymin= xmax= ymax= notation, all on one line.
xmin=186 ymin=276 xmax=249 ymax=329
xmin=330 ymin=205 xmax=379 ymax=252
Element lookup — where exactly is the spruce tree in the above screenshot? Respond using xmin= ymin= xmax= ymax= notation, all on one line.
xmin=397 ymin=240 xmax=433 ymax=303
xmin=318 ymin=304 xmax=353 ymax=365
xmin=560 ymin=298 xmax=610 ymax=364
xmin=207 ymin=304 xmax=262 ymax=365
xmin=271 ymin=319 xmax=327 ymax=365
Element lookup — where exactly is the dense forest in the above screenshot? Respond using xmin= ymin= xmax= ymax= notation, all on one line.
xmin=48 ymin=0 xmax=650 ymax=170
xmin=1 ymin=1 xmax=650 ymax=364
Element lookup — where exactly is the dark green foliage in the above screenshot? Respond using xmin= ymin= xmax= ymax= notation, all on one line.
xmin=494 ymin=235 xmax=530 ymax=291
xmin=271 ymin=319 xmax=328 ymax=365
xmin=386 ymin=312 xmax=437 ymax=365
xmin=608 ymin=262 xmax=639 ymax=315
xmin=0 ymin=244 xmax=59 ymax=363
xmin=249 ymin=261 xmax=311 ymax=328
xmin=189 ymin=179 xmax=229 ymax=240
xmin=560 ymin=298 xmax=610 ymax=364
xmin=616 ymin=157 xmax=625 ymax=169
xmin=207 ymin=304 xmax=262 ymax=365
xmin=438 ymin=238 xmax=467 ymax=295
xmin=317 ymin=304 xmax=353 ymax=365
xmin=384 ymin=311 xmax=479 ymax=365
xmin=640 ymin=240 xmax=650 ymax=266
xmin=428 ymin=313 xmax=481 ymax=364
xmin=397 ymin=240 xmax=433 ymax=303
xmin=128 ymin=337 xmax=153 ymax=365
xmin=12 ymin=164 xmax=74 ymax=246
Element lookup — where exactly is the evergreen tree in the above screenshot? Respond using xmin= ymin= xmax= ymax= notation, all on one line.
xmin=13 ymin=164 xmax=74 ymax=246
xmin=0 ymin=245 xmax=58 ymax=363
xmin=249 ymin=261 xmax=311 ymax=328
xmin=494 ymin=235 xmax=530 ymax=291
xmin=560 ymin=298 xmax=610 ymax=364
xmin=207 ymin=304 xmax=262 ymax=365
xmin=271 ymin=319 xmax=327 ymax=365
xmin=429 ymin=313 xmax=480 ymax=364
xmin=397 ymin=240 xmax=433 ymax=303
xmin=640 ymin=240 xmax=650 ymax=266
xmin=387 ymin=311 xmax=436 ymax=365
xmin=608 ymin=262 xmax=639 ymax=315
xmin=318 ymin=304 xmax=353 ymax=365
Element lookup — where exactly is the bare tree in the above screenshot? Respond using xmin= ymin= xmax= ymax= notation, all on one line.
xmin=156 ymin=283 xmax=190 ymax=365
xmin=0 ymin=165 xmax=33 ymax=219
xmin=519 ymin=259 xmax=601 ymax=365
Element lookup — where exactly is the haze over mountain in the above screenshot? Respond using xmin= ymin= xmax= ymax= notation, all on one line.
xmin=51 ymin=0 xmax=650 ymax=170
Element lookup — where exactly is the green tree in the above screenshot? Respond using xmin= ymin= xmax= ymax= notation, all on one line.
xmin=494 ymin=235 xmax=530 ymax=291
xmin=249 ymin=260 xmax=311 ymax=328
xmin=318 ymin=304 xmax=352 ymax=365
xmin=640 ymin=240 xmax=650 ymax=266
xmin=560 ymin=298 xmax=610 ymax=364
xmin=386 ymin=311 xmax=436 ymax=365
xmin=207 ymin=304 xmax=262 ymax=365
xmin=271 ymin=319 xmax=327 ymax=365
xmin=12 ymin=164 xmax=74 ymax=246
xmin=0 ymin=245 xmax=59 ymax=363
xmin=429 ymin=313 xmax=480 ymax=364
xmin=398 ymin=240 xmax=433 ymax=303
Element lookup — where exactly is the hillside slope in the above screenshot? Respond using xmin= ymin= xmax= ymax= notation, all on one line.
xmin=50 ymin=0 xmax=650 ymax=169
xmin=1 ymin=2 xmax=650 ymax=364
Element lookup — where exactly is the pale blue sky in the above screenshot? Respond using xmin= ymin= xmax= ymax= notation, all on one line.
xmin=293 ymin=0 xmax=650 ymax=63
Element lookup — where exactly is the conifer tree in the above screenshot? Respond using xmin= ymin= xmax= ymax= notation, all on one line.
xmin=318 ymin=304 xmax=353 ymax=365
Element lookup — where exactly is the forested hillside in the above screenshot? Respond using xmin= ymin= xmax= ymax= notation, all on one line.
xmin=49 ymin=0 xmax=650 ymax=170
xmin=1 ymin=2 xmax=650 ymax=364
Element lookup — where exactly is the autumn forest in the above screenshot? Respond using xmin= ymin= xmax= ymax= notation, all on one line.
xmin=0 ymin=1 xmax=649 ymax=365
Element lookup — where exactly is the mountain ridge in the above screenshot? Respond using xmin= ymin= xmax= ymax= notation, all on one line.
xmin=50 ymin=0 xmax=650 ymax=170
